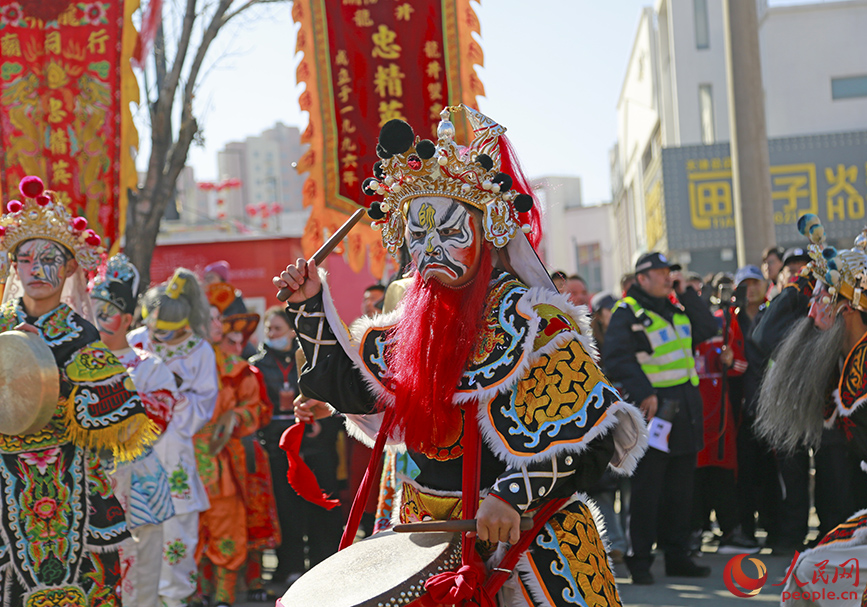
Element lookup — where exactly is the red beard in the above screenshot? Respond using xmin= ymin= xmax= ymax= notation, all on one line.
xmin=384 ymin=246 xmax=492 ymax=454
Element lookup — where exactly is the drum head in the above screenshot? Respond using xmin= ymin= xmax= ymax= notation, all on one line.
xmin=281 ymin=530 xmax=461 ymax=607
xmin=0 ymin=330 xmax=59 ymax=435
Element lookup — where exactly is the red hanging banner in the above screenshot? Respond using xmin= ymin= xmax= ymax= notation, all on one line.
xmin=292 ymin=0 xmax=485 ymax=276
xmin=0 ymin=0 xmax=139 ymax=251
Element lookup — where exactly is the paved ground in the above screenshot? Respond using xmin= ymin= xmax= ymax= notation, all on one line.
xmin=235 ymin=545 xmax=801 ymax=606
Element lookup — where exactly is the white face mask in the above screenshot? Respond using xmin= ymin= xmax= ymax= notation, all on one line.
xmin=266 ymin=336 xmax=291 ymax=351
xmin=405 ymin=196 xmax=481 ymax=287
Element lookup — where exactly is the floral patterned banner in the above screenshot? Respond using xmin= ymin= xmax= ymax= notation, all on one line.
xmin=0 ymin=0 xmax=139 ymax=252
xmin=292 ymin=0 xmax=484 ymax=276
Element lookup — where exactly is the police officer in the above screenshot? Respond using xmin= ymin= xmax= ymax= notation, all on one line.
xmin=603 ymin=252 xmax=718 ymax=585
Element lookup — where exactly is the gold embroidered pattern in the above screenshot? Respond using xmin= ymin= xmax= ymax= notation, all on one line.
xmin=532 ymin=303 xmax=582 ymax=351
xmin=514 ymin=341 xmax=603 ymax=427
xmin=26 ymin=586 xmax=87 ymax=607
xmin=544 ymin=502 xmax=621 ymax=607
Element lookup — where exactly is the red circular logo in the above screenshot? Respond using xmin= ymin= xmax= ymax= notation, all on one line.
xmin=724 ymin=554 xmax=769 ymax=597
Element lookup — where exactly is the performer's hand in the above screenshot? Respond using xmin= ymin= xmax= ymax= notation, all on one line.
xmin=14 ymin=322 xmax=39 ymax=335
xmin=639 ymin=394 xmax=658 ymax=420
xmin=273 ymin=258 xmax=322 ymax=303
xmin=475 ymin=495 xmax=521 ymax=544
xmin=294 ymin=395 xmax=331 ymax=423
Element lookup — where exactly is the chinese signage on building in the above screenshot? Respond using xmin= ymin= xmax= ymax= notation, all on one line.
xmin=661 ymin=131 xmax=867 ymax=250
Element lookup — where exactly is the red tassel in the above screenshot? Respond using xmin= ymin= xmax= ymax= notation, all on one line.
xmin=278 ymin=422 xmax=340 ymax=510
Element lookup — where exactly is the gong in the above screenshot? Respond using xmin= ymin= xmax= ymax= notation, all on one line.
xmin=0 ymin=330 xmax=59 ymax=435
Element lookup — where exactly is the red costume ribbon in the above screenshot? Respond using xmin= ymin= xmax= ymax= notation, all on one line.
xmin=279 ymin=422 xmax=340 ymax=510
xmin=424 ymin=562 xmax=495 ymax=606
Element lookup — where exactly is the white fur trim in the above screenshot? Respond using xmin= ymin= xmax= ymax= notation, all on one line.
xmin=791 ymin=507 xmax=867 ymax=566
xmin=834 ymin=385 xmax=867 ymax=419
xmin=476 ymin=365 xmax=648 ymax=470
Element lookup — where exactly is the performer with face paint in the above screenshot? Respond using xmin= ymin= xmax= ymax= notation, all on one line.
xmin=0 ymin=176 xmax=158 ymax=604
xmin=90 ymin=253 xmax=181 ymax=607
xmin=274 ymin=107 xmax=647 ymax=607
xmin=129 ymin=268 xmax=218 ymax=607
xmin=749 ymin=215 xmax=867 ymax=606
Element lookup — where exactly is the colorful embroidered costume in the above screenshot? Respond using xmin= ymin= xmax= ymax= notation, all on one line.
xmin=289 ymin=271 xmax=646 ymax=606
xmin=0 ymin=300 xmax=157 ymax=606
xmin=193 ymin=351 xmax=266 ymax=605
xmin=128 ymin=327 xmax=218 ymax=607
xmin=112 ymin=346 xmax=179 ymax=607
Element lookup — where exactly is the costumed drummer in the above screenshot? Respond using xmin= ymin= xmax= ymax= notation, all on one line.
xmin=275 ymin=106 xmax=647 ymax=607
xmin=755 ymin=215 xmax=867 ymax=607
xmin=0 ymin=176 xmax=158 ymax=604
xmin=91 ymin=253 xmax=181 ymax=607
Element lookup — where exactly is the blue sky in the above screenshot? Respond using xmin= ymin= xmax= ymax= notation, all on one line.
xmin=143 ymin=0 xmax=811 ymax=206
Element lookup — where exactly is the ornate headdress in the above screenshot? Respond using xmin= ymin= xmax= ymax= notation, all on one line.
xmin=91 ymin=254 xmax=140 ymax=315
xmin=0 ymin=176 xmax=103 ymax=283
xmin=361 ymin=105 xmax=535 ymax=254
xmin=798 ymin=213 xmax=867 ymax=311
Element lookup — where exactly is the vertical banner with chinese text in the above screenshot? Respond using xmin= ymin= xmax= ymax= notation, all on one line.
xmin=0 ymin=0 xmax=139 ymax=251
xmin=292 ymin=0 xmax=485 ymax=275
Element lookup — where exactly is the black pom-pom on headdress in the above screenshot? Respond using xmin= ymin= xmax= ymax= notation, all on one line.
xmin=378 ymin=120 xmax=415 ymax=156
xmin=415 ymin=139 xmax=436 ymax=159
xmin=514 ymin=194 xmax=534 ymax=213
xmin=492 ymin=173 xmax=513 ymax=192
xmin=376 ymin=143 xmax=393 ymax=160
xmin=373 ymin=161 xmax=385 ymax=180
xmin=476 ymin=154 xmax=494 ymax=171
xmin=368 ymin=202 xmax=385 ymax=220
xmin=361 ymin=178 xmax=378 ymax=196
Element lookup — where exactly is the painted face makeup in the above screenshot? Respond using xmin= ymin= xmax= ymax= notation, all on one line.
xmin=92 ymin=299 xmax=124 ymax=337
xmin=405 ymin=196 xmax=481 ymax=286
xmin=15 ymin=239 xmax=70 ymax=298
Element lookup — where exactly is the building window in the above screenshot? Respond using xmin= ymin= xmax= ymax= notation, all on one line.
xmin=694 ymin=0 xmax=710 ymax=49
xmin=832 ymin=75 xmax=867 ymax=100
xmin=699 ymin=84 xmax=715 ymax=144
xmin=575 ymin=243 xmax=603 ymax=293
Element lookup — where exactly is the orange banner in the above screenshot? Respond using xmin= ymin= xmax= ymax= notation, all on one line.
xmin=0 ymin=0 xmax=139 ymax=252
xmin=292 ymin=0 xmax=484 ymax=276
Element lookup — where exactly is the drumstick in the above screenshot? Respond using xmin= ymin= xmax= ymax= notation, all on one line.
xmin=392 ymin=518 xmax=534 ymax=533
xmin=277 ymin=208 xmax=366 ymax=302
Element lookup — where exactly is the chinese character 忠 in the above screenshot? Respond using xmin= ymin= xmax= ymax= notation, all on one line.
xmin=371 ymin=25 xmax=401 ymax=59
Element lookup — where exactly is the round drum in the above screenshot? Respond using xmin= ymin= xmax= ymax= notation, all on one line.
xmin=0 ymin=330 xmax=59 ymax=435
xmin=279 ymin=530 xmax=461 ymax=607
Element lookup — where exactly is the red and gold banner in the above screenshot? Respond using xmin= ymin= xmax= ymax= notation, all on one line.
xmin=0 ymin=0 xmax=139 ymax=252
xmin=292 ymin=0 xmax=485 ymax=276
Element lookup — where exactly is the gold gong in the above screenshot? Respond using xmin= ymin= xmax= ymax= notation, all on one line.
xmin=0 ymin=330 xmax=59 ymax=435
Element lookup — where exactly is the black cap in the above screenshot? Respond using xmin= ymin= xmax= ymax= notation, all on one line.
xmin=782 ymin=247 xmax=810 ymax=266
xmin=635 ymin=251 xmax=681 ymax=274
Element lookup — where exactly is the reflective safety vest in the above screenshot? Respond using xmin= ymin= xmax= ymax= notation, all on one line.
xmin=619 ymin=296 xmax=699 ymax=388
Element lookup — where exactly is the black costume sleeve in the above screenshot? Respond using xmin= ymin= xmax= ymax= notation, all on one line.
xmin=679 ymin=287 xmax=719 ymax=345
xmin=602 ymin=304 xmax=655 ymax=405
xmin=490 ymin=432 xmax=615 ymax=513
xmin=750 ymin=278 xmax=812 ymax=360
xmin=285 ymin=293 xmax=377 ymax=415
